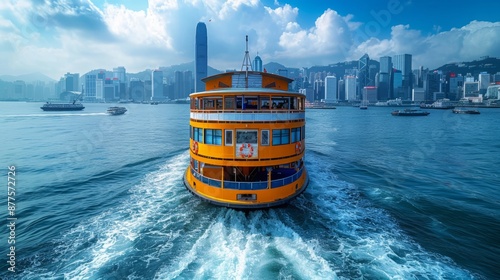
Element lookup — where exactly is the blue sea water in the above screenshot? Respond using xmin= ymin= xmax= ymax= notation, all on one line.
xmin=0 ymin=101 xmax=499 ymax=279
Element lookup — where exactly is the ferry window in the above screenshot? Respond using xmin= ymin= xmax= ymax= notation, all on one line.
xmin=193 ymin=127 xmax=203 ymax=143
xmin=261 ymin=130 xmax=269 ymax=145
xmin=204 ymin=99 xmax=215 ymax=110
xmin=302 ymin=126 xmax=305 ymax=140
xmin=271 ymin=97 xmax=290 ymax=109
xmin=291 ymin=127 xmax=301 ymax=143
xmin=225 ymin=130 xmax=233 ymax=146
xmin=216 ymin=98 xmax=222 ymax=109
xmin=236 ymin=96 xmax=242 ymax=109
xmin=272 ymin=129 xmax=290 ymax=145
xmin=260 ymin=97 xmax=271 ymax=109
xmin=205 ymin=129 xmax=222 ymax=145
xmin=236 ymin=130 xmax=258 ymax=144
xmin=225 ymin=96 xmax=235 ymax=110
xmin=245 ymin=96 xmax=258 ymax=110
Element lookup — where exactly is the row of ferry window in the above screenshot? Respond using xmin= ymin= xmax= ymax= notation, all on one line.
xmin=190 ymin=95 xmax=305 ymax=110
xmin=191 ymin=126 xmax=305 ymax=146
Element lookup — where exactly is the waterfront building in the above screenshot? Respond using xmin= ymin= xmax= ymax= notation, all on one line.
xmin=324 ymin=76 xmax=337 ymax=103
xmin=392 ymin=54 xmax=412 ymax=100
xmin=465 ymin=73 xmax=474 ymax=83
xmin=486 ymin=85 xmax=500 ymax=99
xmin=424 ymin=71 xmax=444 ymax=101
xmin=393 ymin=70 xmax=403 ymax=99
xmin=463 ymin=81 xmax=479 ymax=98
xmin=151 ymin=70 xmax=164 ymax=101
xmin=345 ymin=75 xmax=357 ymax=102
xmin=129 ymin=78 xmax=145 ymax=101
xmin=449 ymin=74 xmax=464 ymax=101
xmin=363 ymin=86 xmax=377 ymax=103
xmin=113 ymin=67 xmax=126 ymax=83
xmin=413 ymin=87 xmax=425 ymax=102
xmin=493 ymin=72 xmax=500 ymax=84
xmin=313 ymin=78 xmax=324 ymax=101
xmin=338 ymin=78 xmax=345 ymax=101
xmin=84 ymin=74 xmax=97 ymax=101
xmin=358 ymin=54 xmax=370 ymax=98
xmin=478 ymin=72 xmax=490 ymax=95
xmin=195 ymin=22 xmax=208 ymax=93
xmin=64 ymin=72 xmax=79 ymax=92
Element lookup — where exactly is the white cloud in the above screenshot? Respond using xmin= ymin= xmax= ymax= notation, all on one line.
xmin=351 ymin=21 xmax=500 ymax=69
xmin=275 ymin=9 xmax=353 ymax=66
xmin=1 ymin=0 xmax=500 ymax=78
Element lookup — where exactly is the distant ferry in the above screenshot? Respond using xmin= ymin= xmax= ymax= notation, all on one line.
xmin=391 ymin=109 xmax=430 ymax=116
xmin=40 ymin=100 xmax=84 ymax=111
xmin=452 ymin=108 xmax=480 ymax=114
xmin=420 ymin=99 xmax=454 ymax=109
xmin=107 ymin=106 xmax=127 ymax=115
xmin=184 ymin=38 xmax=308 ymax=209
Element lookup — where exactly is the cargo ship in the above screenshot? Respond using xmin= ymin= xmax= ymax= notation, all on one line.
xmin=183 ymin=37 xmax=308 ymax=208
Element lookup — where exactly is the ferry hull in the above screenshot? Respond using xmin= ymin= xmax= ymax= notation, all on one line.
xmin=183 ymin=167 xmax=309 ymax=209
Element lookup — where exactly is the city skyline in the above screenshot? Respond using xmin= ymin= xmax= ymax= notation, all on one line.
xmin=1 ymin=0 xmax=500 ymax=79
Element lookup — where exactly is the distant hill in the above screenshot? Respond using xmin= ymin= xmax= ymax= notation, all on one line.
xmin=0 ymin=72 xmax=56 ymax=83
xmin=435 ymin=56 xmax=500 ymax=76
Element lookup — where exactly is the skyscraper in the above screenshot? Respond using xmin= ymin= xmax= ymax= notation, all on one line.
xmin=195 ymin=22 xmax=207 ymax=93
xmin=151 ymin=69 xmax=163 ymax=101
xmin=253 ymin=54 xmax=263 ymax=72
xmin=324 ymin=76 xmax=337 ymax=103
xmin=392 ymin=54 xmax=412 ymax=100
xmin=379 ymin=56 xmax=392 ymax=100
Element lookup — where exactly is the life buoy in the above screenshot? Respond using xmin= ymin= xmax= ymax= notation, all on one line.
xmin=192 ymin=141 xmax=199 ymax=154
xmin=239 ymin=143 xmax=254 ymax=158
xmin=295 ymin=141 xmax=302 ymax=154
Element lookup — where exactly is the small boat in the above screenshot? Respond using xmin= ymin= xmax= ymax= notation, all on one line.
xmin=391 ymin=109 xmax=430 ymax=116
xmin=420 ymin=99 xmax=454 ymax=109
xmin=359 ymin=105 xmax=368 ymax=110
xmin=107 ymin=106 xmax=127 ymax=115
xmin=452 ymin=108 xmax=480 ymax=114
xmin=41 ymin=100 xmax=84 ymax=111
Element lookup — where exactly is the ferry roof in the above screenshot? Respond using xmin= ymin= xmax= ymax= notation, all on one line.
xmin=201 ymin=70 xmax=294 ymax=84
xmin=190 ymin=87 xmax=302 ymax=97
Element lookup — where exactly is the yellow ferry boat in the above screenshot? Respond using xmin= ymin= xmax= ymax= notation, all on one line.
xmin=184 ymin=43 xmax=308 ymax=208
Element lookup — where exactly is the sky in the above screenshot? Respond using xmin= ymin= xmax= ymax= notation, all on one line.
xmin=1 ymin=0 xmax=500 ymax=80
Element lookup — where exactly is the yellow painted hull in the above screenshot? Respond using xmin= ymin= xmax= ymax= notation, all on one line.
xmin=183 ymin=166 xmax=309 ymax=209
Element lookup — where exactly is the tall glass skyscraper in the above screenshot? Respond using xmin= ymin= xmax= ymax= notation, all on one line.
xmin=195 ymin=22 xmax=207 ymax=93
xmin=392 ymin=54 xmax=412 ymax=99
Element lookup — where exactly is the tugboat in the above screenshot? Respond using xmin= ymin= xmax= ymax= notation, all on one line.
xmin=183 ymin=36 xmax=308 ymax=209
xmin=106 ymin=106 xmax=127 ymax=115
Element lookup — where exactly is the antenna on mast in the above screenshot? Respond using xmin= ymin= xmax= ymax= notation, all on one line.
xmin=241 ymin=35 xmax=253 ymax=73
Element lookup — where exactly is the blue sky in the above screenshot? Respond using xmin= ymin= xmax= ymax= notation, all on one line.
xmin=1 ymin=0 xmax=500 ymax=79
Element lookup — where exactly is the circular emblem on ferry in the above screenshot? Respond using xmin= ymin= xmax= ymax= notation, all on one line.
xmin=192 ymin=141 xmax=199 ymax=154
xmin=295 ymin=141 xmax=302 ymax=154
xmin=239 ymin=143 xmax=254 ymax=158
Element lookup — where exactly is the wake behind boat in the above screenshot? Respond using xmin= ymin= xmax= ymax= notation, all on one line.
xmin=40 ymin=100 xmax=85 ymax=111
xmin=107 ymin=106 xmax=127 ymax=115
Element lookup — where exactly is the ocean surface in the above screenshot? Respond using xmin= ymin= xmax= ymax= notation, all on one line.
xmin=0 ymin=101 xmax=499 ymax=279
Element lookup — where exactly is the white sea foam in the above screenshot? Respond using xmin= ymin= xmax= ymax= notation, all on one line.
xmin=49 ymin=152 xmax=192 ymax=279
